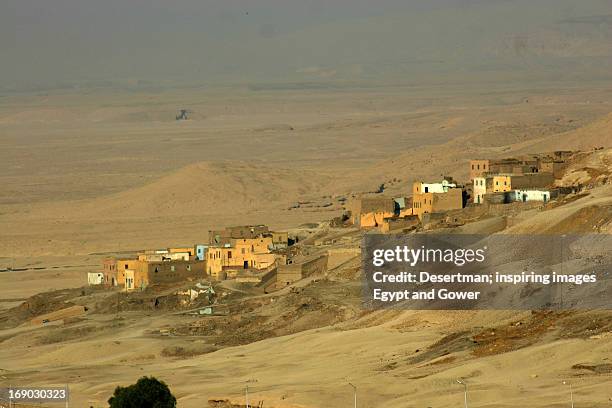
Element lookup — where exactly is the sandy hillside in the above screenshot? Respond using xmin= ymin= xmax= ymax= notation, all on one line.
xmin=1 ymin=85 xmax=611 ymax=264
xmin=0 ymin=151 xmax=611 ymax=408
xmin=1 ymin=87 xmax=611 ymax=408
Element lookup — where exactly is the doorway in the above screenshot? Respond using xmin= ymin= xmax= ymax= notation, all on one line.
xmin=125 ymin=270 xmax=134 ymax=290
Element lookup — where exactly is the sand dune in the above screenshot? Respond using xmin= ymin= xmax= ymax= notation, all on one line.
xmin=63 ymin=162 xmax=333 ymax=220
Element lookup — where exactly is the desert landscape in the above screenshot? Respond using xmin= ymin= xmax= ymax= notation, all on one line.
xmin=1 ymin=82 xmax=611 ymax=407
xmin=2 ymin=0 xmax=612 ymax=407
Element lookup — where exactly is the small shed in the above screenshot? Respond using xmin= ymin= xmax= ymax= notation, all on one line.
xmin=87 ymin=272 xmax=105 ymax=285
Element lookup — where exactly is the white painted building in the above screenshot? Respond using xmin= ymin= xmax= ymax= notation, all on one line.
xmin=418 ymin=179 xmax=457 ymax=194
xmin=87 ymin=272 xmax=105 ymax=285
xmin=513 ymin=190 xmax=551 ymax=203
xmin=473 ymin=177 xmax=490 ymax=204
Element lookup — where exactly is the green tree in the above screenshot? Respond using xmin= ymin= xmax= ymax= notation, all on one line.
xmin=108 ymin=376 xmax=176 ymax=408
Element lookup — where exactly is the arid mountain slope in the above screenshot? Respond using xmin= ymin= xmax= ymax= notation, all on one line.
xmin=0 ymin=162 xmax=341 ymax=257
xmin=523 ymin=112 xmax=612 ymax=152
xmin=62 ymin=162 xmax=334 ymax=220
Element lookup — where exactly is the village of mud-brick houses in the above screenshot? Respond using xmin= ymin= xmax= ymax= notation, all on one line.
xmin=90 ymin=150 xmax=588 ymax=293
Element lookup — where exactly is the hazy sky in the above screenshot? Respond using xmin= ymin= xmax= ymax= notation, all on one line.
xmin=2 ymin=0 xmax=611 ymax=89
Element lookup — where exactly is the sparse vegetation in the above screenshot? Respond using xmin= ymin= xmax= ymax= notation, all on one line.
xmin=108 ymin=376 xmax=176 ymax=408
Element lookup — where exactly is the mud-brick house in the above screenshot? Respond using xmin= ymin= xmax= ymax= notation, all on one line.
xmin=102 ymin=257 xmax=119 ymax=286
xmin=534 ymin=151 xmax=574 ymax=178
xmin=350 ymin=196 xmax=396 ymax=228
xmin=270 ymin=231 xmax=289 ymax=250
xmin=474 ymin=172 xmax=554 ymax=204
xmin=101 ymin=253 xmax=205 ymax=291
xmin=411 ymin=179 xmax=463 ymax=219
xmin=103 ymin=257 xmax=140 ymax=288
xmin=206 ymin=236 xmax=284 ymax=279
xmin=380 ymin=215 xmax=419 ymax=233
xmin=492 ymin=175 xmax=512 ymax=193
xmin=494 ymin=173 xmax=554 ymax=191
xmin=469 ymin=159 xmax=521 ymax=180
xmin=208 ymin=225 xmax=270 ymax=245
xmin=275 ymin=254 xmax=328 ymax=289
xmin=209 ymin=225 xmax=289 ymax=250
xmin=538 ymin=160 xmax=567 ymax=178
xmin=470 ymin=158 xmax=540 ymax=180
xmin=470 ymin=159 xmax=495 ymax=180
xmin=139 ymin=258 xmax=205 ymax=287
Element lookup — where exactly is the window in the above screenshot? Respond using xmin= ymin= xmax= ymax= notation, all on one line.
xmin=477 ymin=164 xmax=480 ymax=170
xmin=170 ymin=265 xmax=175 ymax=271
xmin=228 ymin=251 xmax=232 ymax=259
xmin=125 ymin=264 xmax=128 ymax=269
xmin=424 ymin=187 xmax=429 ymax=193
xmin=241 ymin=248 xmax=245 ymax=254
